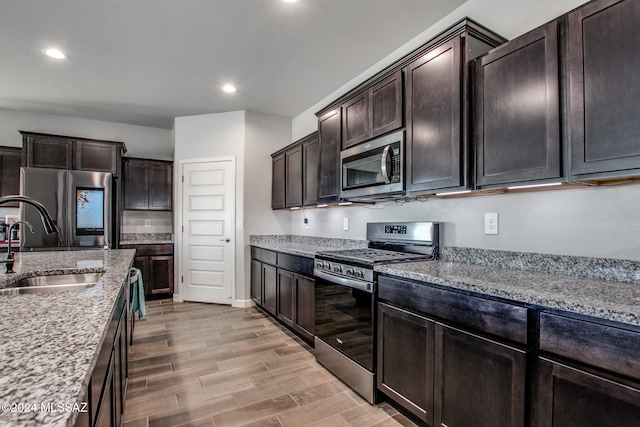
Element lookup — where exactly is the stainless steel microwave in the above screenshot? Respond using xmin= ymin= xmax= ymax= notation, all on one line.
xmin=340 ymin=130 xmax=404 ymax=200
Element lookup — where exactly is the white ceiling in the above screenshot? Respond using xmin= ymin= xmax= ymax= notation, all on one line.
xmin=0 ymin=0 xmax=466 ymax=129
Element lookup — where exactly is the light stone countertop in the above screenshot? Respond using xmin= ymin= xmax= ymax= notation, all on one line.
xmin=376 ymin=260 xmax=640 ymax=327
xmin=250 ymin=235 xmax=640 ymax=329
xmin=0 ymin=249 xmax=136 ymax=427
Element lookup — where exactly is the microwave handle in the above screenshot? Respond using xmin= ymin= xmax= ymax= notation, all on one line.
xmin=380 ymin=145 xmax=392 ymax=184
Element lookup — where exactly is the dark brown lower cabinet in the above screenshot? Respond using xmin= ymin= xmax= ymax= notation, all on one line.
xmin=76 ymin=285 xmax=127 ymax=427
xmin=277 ymin=269 xmax=295 ymax=328
xmin=121 ymin=244 xmax=174 ymax=296
xmin=434 ymin=323 xmax=526 ymax=427
xmin=250 ymin=247 xmax=314 ymax=344
xmin=537 ymin=358 xmax=640 ymax=427
xmin=250 ymin=259 xmax=263 ymax=305
xmin=377 ymin=303 xmax=434 ymax=423
xmin=293 ymin=274 xmax=315 ymax=343
xmin=262 ymin=263 xmax=277 ymax=316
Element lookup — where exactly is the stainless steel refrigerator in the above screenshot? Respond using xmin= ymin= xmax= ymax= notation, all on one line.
xmin=20 ymin=167 xmax=113 ymax=250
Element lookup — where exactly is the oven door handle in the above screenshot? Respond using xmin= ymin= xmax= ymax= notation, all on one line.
xmin=314 ymin=269 xmax=374 ymax=293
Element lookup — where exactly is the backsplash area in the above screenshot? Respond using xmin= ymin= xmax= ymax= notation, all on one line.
xmin=121 ymin=211 xmax=173 ymax=243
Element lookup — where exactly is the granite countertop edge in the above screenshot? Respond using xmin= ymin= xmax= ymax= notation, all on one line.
xmin=376 ymin=261 xmax=640 ymax=328
xmin=0 ymin=249 xmax=136 ymax=427
xmin=249 ymin=236 xmax=639 ymax=328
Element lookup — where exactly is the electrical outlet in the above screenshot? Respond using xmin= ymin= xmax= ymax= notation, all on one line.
xmin=343 ymin=217 xmax=349 ymax=231
xmin=484 ymin=213 xmax=498 ymax=235
xmin=304 ymin=218 xmax=309 ymax=230
xmin=144 ymin=219 xmax=151 ymax=227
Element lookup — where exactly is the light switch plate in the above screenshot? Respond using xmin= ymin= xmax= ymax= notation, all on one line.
xmin=343 ymin=217 xmax=349 ymax=231
xmin=144 ymin=219 xmax=151 ymax=227
xmin=484 ymin=213 xmax=498 ymax=235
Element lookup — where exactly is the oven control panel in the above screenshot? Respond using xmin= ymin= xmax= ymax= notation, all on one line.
xmin=315 ymin=260 xmax=371 ymax=282
xmin=384 ymin=224 xmax=407 ymax=234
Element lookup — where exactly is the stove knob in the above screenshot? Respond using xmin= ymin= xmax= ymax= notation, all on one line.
xmin=356 ymin=270 xmax=364 ymax=279
xmin=346 ymin=268 xmax=354 ymax=276
xmin=333 ymin=265 xmax=343 ymax=273
xmin=316 ymin=262 xmax=323 ymax=269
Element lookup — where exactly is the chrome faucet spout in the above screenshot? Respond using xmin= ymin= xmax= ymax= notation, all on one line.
xmin=0 ymin=195 xmax=59 ymax=235
xmin=5 ymin=220 xmax=35 ymax=273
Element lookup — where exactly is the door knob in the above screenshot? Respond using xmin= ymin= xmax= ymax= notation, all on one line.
xmin=220 ymin=238 xmax=230 ymax=242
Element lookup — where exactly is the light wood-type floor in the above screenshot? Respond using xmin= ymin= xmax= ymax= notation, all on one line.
xmin=123 ymin=299 xmax=417 ymax=427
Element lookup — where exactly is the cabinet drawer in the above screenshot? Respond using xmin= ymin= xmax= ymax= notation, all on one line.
xmin=121 ymin=244 xmax=173 ymax=256
xmin=277 ymin=253 xmax=313 ymax=276
xmin=251 ymin=247 xmax=277 ymax=265
xmin=539 ymin=313 xmax=640 ymax=381
xmin=379 ymin=276 xmax=529 ymax=344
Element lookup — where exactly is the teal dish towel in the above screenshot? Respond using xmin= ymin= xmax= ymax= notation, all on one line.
xmin=130 ymin=268 xmax=147 ymax=319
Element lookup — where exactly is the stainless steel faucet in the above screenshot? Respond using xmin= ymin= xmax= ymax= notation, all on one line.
xmin=5 ymin=221 xmax=34 ymax=273
xmin=0 ymin=196 xmax=59 ymax=234
xmin=0 ymin=195 xmax=59 ymax=273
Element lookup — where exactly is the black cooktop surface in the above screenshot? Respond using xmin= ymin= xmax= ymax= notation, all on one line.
xmin=316 ymin=248 xmax=429 ymax=265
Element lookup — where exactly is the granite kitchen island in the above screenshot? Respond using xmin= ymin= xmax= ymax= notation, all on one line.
xmin=0 ymin=249 xmax=135 ymax=427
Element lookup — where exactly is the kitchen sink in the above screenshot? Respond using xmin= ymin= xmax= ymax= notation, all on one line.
xmin=0 ymin=272 xmax=104 ymax=296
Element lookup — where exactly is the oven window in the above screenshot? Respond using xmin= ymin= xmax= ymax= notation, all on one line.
xmin=315 ymin=277 xmax=374 ymax=371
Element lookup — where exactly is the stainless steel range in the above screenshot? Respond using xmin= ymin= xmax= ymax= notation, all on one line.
xmin=314 ymin=221 xmax=440 ymax=403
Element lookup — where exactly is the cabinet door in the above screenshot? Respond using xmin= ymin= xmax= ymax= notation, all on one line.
xmin=406 ymin=37 xmax=464 ymax=193
xmin=271 ymin=153 xmax=286 ymax=209
xmin=371 ymin=70 xmax=403 ymax=138
xmin=262 ymin=264 xmax=277 ymax=316
xmin=537 ymin=358 xmax=640 ymax=427
xmin=132 ymin=255 xmax=150 ymax=295
xmin=148 ymin=161 xmax=172 ymax=210
xmin=250 ymin=259 xmax=263 ymax=305
xmin=123 ymin=159 xmax=149 ymax=210
xmin=568 ymin=0 xmax=640 ymax=178
xmin=285 ymin=145 xmax=303 ymax=208
xmin=317 ymin=109 xmax=341 ymax=203
xmin=378 ymin=303 xmax=434 ymax=423
xmin=434 ymin=323 xmax=526 ymax=427
xmin=294 ymin=274 xmax=315 ymax=343
xmin=148 ymin=255 xmax=173 ymax=294
xmin=475 ymin=21 xmax=561 ymax=187
xmin=0 ymin=148 xmax=22 ymax=205
xmin=95 ymin=353 xmax=114 ymax=427
xmin=23 ymin=135 xmax=73 ymax=169
xmin=277 ymin=269 xmax=295 ymax=328
xmin=342 ymin=92 xmax=370 ymax=149
xmin=302 ymin=136 xmax=319 ymax=206
xmin=75 ymin=140 xmax=119 ymax=174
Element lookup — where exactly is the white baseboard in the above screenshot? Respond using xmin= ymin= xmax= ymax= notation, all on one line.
xmin=232 ymin=299 xmax=254 ymax=308
xmin=173 ymin=294 xmax=183 ymax=302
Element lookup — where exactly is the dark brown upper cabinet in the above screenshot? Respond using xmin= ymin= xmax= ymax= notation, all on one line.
xmin=302 ymin=134 xmax=319 ymax=206
xmin=317 ymin=109 xmax=341 ymax=204
xmin=404 ymin=22 xmax=505 ymax=195
xmin=271 ymin=132 xmax=319 ymax=209
xmin=285 ymin=145 xmax=303 ymax=208
xmin=567 ymin=0 xmax=640 ymax=180
xmin=21 ymin=131 xmax=125 ymax=176
xmin=342 ymin=70 xmax=403 ymax=149
xmin=0 ymin=147 xmax=22 ymax=205
xmin=271 ymin=153 xmax=286 ymax=209
xmin=123 ymin=158 xmax=172 ymax=211
xmin=474 ymin=21 xmax=561 ymax=188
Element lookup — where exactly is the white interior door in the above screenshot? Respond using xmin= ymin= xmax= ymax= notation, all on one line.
xmin=180 ymin=159 xmax=235 ymax=304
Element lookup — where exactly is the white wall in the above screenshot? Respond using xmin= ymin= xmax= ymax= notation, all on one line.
xmin=0 ymin=108 xmax=173 ymax=160
xmin=173 ymin=110 xmax=291 ymax=304
xmin=288 ymin=0 xmax=640 ymax=262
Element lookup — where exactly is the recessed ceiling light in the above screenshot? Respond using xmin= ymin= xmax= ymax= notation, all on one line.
xmin=222 ymin=84 xmax=237 ymax=93
xmin=283 ymin=0 xmax=299 ymax=3
xmin=42 ymin=48 xmax=67 ymax=60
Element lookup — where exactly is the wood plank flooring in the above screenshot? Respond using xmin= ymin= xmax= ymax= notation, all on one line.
xmin=124 ymin=299 xmax=417 ymax=427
